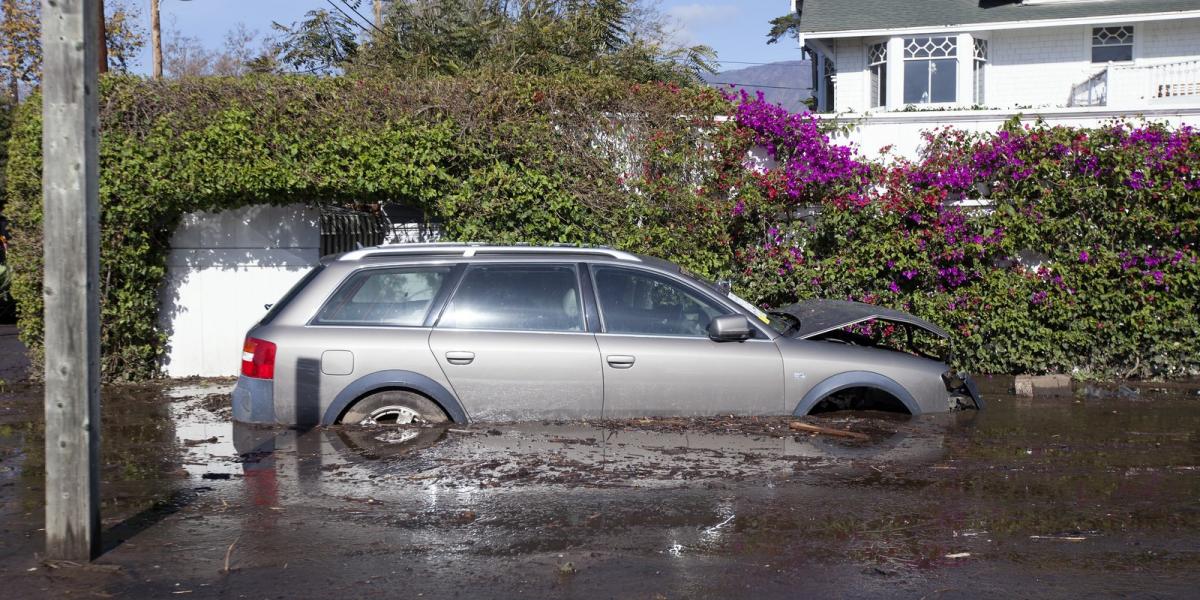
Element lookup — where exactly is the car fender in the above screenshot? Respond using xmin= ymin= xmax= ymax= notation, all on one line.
xmin=322 ymin=370 xmax=470 ymax=425
xmin=792 ymin=370 xmax=922 ymax=416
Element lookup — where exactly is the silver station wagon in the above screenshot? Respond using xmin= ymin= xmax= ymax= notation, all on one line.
xmin=232 ymin=244 xmax=981 ymax=427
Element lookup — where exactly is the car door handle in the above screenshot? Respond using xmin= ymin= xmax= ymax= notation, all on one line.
xmin=445 ymin=351 xmax=475 ymax=365
xmin=606 ymin=355 xmax=636 ymax=369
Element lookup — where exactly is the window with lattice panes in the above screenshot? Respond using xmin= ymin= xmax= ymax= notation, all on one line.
xmin=903 ymin=36 xmax=956 ymax=104
xmin=822 ymin=55 xmax=836 ymax=111
xmin=1092 ymin=26 xmax=1133 ymax=63
xmin=868 ymin=43 xmax=887 ymax=108
xmin=973 ymin=38 xmax=988 ymax=105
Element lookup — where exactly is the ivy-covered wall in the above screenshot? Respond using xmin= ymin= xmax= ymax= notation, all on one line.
xmin=3 ymin=74 xmax=730 ymax=379
xmin=1 ymin=97 xmax=15 ymax=324
xmin=4 ymin=77 xmax=1198 ymax=380
xmin=0 ymin=96 xmax=12 ymax=213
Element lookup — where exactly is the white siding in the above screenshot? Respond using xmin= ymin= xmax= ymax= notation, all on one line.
xmin=823 ymin=18 xmax=1200 ymax=113
xmin=1141 ymin=19 xmax=1200 ymax=61
xmin=834 ymin=38 xmax=866 ymax=113
xmin=987 ymin=25 xmax=1092 ymax=107
xmin=159 ymin=204 xmax=320 ymax=377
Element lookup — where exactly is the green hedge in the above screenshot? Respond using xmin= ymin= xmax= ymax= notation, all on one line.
xmin=1 ymin=97 xmax=16 ymax=323
xmin=0 ymin=96 xmax=11 ymax=213
xmin=3 ymin=74 xmax=731 ymax=379
xmin=5 ymin=75 xmax=1198 ymax=380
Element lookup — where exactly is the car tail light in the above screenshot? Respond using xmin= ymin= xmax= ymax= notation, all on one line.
xmin=241 ymin=337 xmax=277 ymax=380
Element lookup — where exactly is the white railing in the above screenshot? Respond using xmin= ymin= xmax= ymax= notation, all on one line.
xmin=1073 ymin=59 xmax=1200 ymax=107
xmin=1069 ymin=69 xmax=1108 ymax=107
xmin=1147 ymin=59 xmax=1200 ymax=100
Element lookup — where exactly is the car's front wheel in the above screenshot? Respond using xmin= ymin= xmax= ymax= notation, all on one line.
xmin=341 ymin=390 xmax=450 ymax=426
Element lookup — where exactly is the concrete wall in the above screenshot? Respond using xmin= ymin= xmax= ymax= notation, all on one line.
xmin=832 ymin=106 xmax=1200 ymax=161
xmin=160 ymin=204 xmax=319 ymax=377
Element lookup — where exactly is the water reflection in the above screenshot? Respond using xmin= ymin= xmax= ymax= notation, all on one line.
xmin=7 ymin=374 xmax=1198 ymax=590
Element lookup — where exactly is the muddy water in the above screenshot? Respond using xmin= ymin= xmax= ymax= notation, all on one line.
xmin=1 ymin=377 xmax=1198 ymax=598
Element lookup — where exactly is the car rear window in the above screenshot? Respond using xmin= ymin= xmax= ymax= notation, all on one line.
xmin=437 ymin=264 xmax=584 ymax=332
xmin=314 ymin=266 xmax=450 ymax=326
xmin=259 ymin=265 xmax=326 ymax=326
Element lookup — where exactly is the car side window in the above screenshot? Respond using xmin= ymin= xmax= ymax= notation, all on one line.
xmin=438 ymin=264 xmax=584 ymax=332
xmin=314 ymin=267 xmax=450 ymax=326
xmin=593 ymin=267 xmax=727 ymax=337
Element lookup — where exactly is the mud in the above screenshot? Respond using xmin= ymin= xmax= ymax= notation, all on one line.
xmin=1 ymin=376 xmax=1198 ymax=598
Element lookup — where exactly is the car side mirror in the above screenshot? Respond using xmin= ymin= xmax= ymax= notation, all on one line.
xmin=708 ymin=314 xmax=754 ymax=342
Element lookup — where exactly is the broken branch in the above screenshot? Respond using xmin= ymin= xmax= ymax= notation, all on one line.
xmin=789 ymin=421 xmax=871 ymax=441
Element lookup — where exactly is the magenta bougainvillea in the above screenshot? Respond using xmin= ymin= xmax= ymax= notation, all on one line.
xmin=724 ymin=92 xmax=1200 ymax=377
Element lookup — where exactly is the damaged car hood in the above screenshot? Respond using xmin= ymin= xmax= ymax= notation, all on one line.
xmin=775 ymin=299 xmax=950 ymax=340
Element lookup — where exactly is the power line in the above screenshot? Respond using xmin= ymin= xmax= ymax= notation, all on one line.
xmin=707 ymin=82 xmax=812 ymax=91
xmin=334 ymin=0 xmax=388 ymax=37
xmin=716 ymin=60 xmax=809 ymax=67
xmin=324 ymin=0 xmax=373 ymax=34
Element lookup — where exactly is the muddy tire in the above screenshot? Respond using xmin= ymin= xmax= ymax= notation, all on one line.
xmin=335 ymin=426 xmax=447 ymax=460
xmin=341 ymin=390 xmax=449 ymax=426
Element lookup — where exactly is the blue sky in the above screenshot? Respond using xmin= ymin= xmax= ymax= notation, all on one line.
xmin=133 ymin=1 xmax=802 ymax=74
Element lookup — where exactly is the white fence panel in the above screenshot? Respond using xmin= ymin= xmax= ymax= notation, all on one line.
xmin=159 ymin=204 xmax=319 ymax=377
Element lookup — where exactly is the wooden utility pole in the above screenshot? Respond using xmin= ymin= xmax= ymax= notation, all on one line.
xmin=151 ymin=0 xmax=162 ymax=79
xmin=374 ymin=0 xmax=384 ymax=29
xmin=41 ymin=0 xmax=102 ymax=561
xmin=97 ymin=0 xmax=108 ymax=73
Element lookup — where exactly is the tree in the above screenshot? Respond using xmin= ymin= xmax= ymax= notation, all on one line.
xmin=0 ymin=0 xmax=144 ymax=101
xmin=99 ymin=0 xmax=109 ymax=74
xmin=163 ymin=28 xmax=212 ymax=77
xmin=105 ymin=0 xmax=147 ymax=72
xmin=163 ymin=23 xmax=272 ymax=77
xmin=0 ymin=0 xmax=40 ymax=101
xmin=346 ymin=0 xmax=715 ymax=83
xmin=213 ymin=24 xmax=264 ymax=76
xmin=271 ymin=8 xmax=359 ymax=74
xmin=766 ymin=5 xmax=803 ymax=46
xmin=151 ymin=0 xmax=162 ymax=79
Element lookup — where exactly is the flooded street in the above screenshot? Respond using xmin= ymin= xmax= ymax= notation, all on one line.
xmin=1 ymin=377 xmax=1198 ymax=598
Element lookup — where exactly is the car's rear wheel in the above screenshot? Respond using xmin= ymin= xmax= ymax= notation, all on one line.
xmin=341 ymin=390 xmax=449 ymax=426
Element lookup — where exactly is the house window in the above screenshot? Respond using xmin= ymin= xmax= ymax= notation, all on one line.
xmin=822 ymin=56 xmax=836 ymax=111
xmin=868 ymin=43 xmax=887 ymax=108
xmin=1092 ymin=26 xmax=1133 ymax=62
xmin=973 ymin=38 xmax=988 ymax=105
xmin=903 ymin=36 xmax=956 ymax=104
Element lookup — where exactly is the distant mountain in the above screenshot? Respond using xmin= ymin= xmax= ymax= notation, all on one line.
xmin=701 ymin=60 xmax=812 ymax=113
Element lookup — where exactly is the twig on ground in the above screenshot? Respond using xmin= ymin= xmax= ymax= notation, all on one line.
xmin=222 ymin=536 xmax=241 ymax=573
xmin=789 ymin=421 xmax=871 ymax=441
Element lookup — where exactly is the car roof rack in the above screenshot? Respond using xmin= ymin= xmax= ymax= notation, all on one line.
xmin=337 ymin=243 xmax=643 ymax=262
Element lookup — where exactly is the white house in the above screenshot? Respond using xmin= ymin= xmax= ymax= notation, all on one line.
xmin=792 ymin=0 xmax=1200 ymax=157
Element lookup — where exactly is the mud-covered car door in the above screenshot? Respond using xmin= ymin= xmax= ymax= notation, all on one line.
xmin=428 ymin=263 xmax=603 ymax=420
xmin=590 ymin=265 xmax=784 ymax=417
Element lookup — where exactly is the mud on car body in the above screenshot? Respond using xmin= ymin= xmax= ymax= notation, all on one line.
xmin=231 ymin=244 xmax=982 ymax=427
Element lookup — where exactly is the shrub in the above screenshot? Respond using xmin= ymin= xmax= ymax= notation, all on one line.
xmin=3 ymin=74 xmax=731 ymax=379
xmin=5 ymin=78 xmax=1198 ymax=380
xmin=728 ymin=98 xmax=1200 ymax=378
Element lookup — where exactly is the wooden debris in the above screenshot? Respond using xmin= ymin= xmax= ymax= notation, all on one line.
xmin=222 ymin=536 xmax=241 ymax=573
xmin=788 ymin=421 xmax=870 ymax=441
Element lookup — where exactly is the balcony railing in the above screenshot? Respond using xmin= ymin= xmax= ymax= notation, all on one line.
xmin=1070 ymin=59 xmax=1200 ymax=107
xmin=1149 ymin=59 xmax=1200 ymax=100
xmin=1069 ymin=69 xmax=1108 ymax=107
